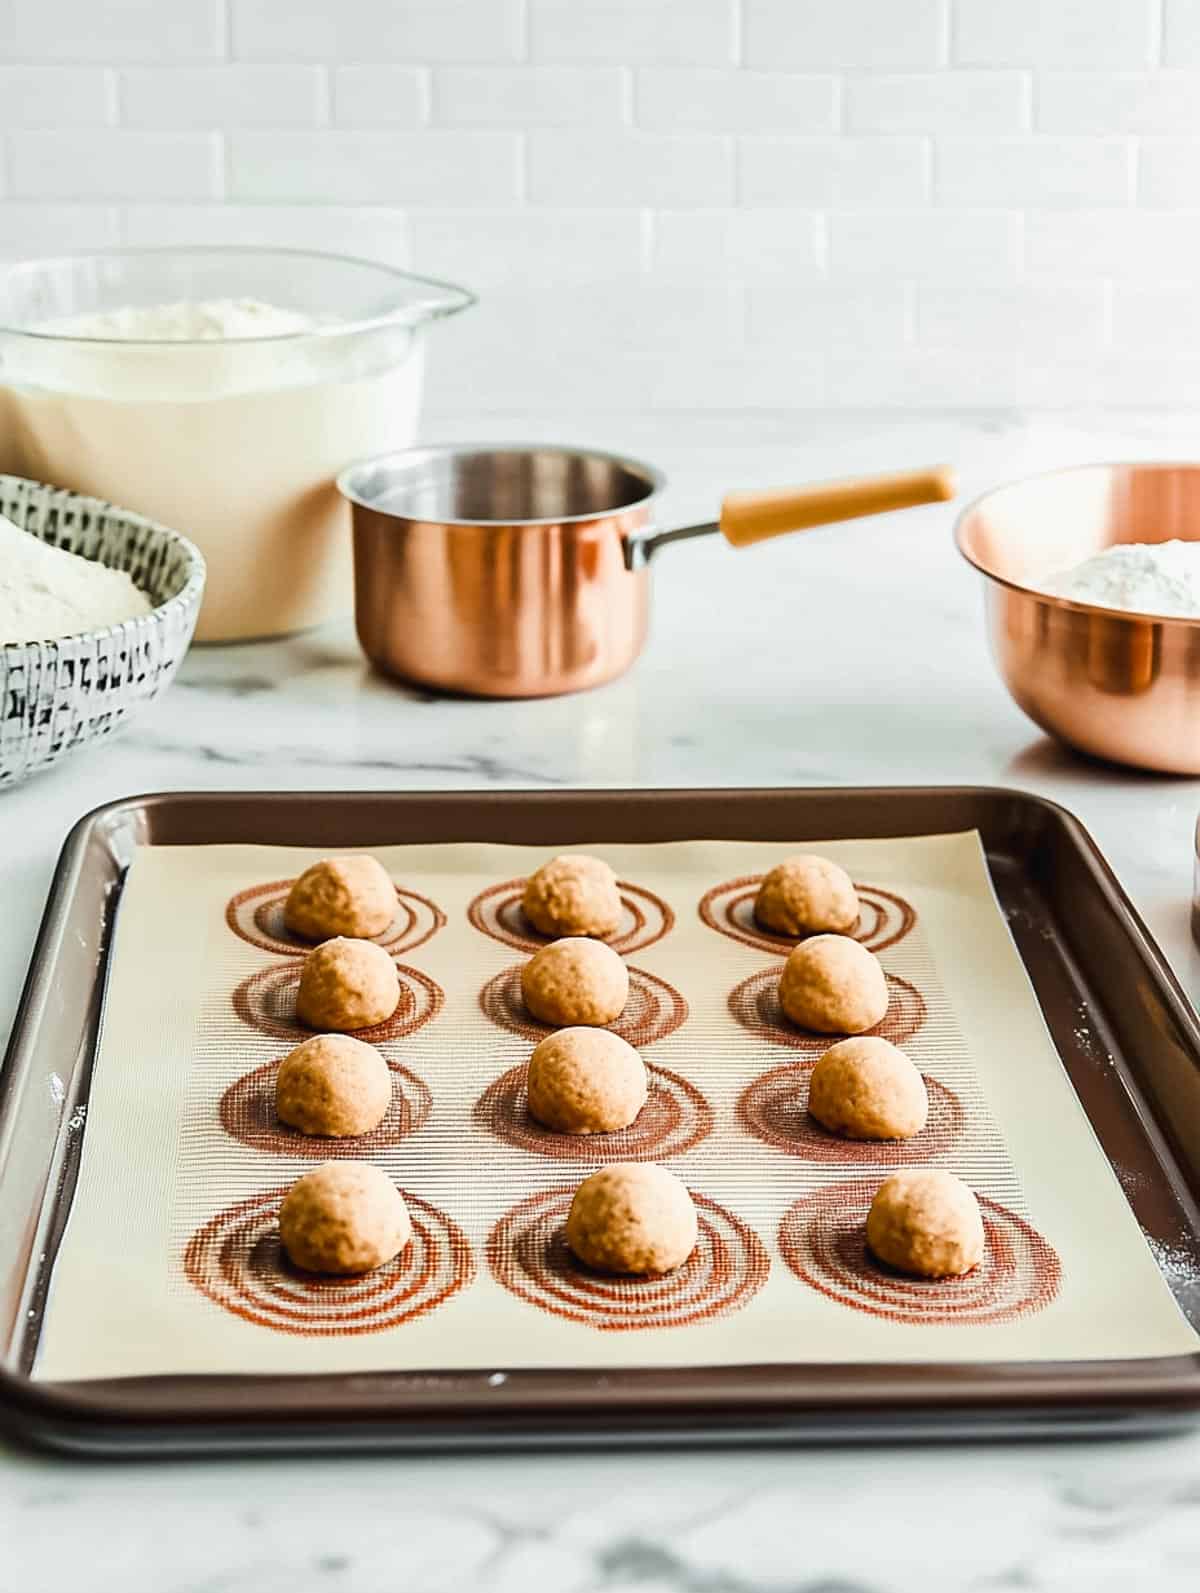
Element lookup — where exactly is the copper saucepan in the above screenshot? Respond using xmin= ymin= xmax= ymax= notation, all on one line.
xmin=339 ymin=445 xmax=955 ymax=698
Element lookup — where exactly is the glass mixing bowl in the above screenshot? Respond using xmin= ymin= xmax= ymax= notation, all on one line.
xmin=0 ymin=247 xmax=473 ymax=642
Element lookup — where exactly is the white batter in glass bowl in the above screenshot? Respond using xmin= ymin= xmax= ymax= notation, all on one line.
xmin=0 ymin=248 xmax=473 ymax=642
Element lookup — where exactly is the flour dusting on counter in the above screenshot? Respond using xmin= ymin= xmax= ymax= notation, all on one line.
xmin=1040 ymin=540 xmax=1200 ymax=617
xmin=0 ymin=515 xmax=151 ymax=643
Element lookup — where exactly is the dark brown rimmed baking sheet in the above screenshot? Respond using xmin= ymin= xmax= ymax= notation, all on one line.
xmin=2 ymin=786 xmax=1199 ymax=1455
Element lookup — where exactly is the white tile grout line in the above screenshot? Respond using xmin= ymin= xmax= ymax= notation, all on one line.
xmin=1151 ymin=0 xmax=1166 ymax=67
xmin=314 ymin=64 xmax=332 ymax=128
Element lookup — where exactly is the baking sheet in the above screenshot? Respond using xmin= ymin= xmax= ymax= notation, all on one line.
xmin=34 ymin=831 xmax=1198 ymax=1380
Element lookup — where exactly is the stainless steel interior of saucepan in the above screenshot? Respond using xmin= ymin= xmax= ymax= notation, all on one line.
xmin=340 ymin=443 xmax=664 ymax=526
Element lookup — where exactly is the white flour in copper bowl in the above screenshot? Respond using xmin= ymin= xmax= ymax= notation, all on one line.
xmin=1039 ymin=540 xmax=1200 ymax=618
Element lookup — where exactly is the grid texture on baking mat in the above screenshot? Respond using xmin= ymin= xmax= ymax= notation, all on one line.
xmin=34 ymin=833 xmax=1198 ymax=1379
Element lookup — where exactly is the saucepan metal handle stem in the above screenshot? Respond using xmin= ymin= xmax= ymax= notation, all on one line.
xmin=624 ymin=520 xmax=719 ymax=571
xmin=624 ymin=464 xmax=956 ymax=572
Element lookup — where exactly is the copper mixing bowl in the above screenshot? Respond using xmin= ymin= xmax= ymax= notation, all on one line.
xmin=957 ymin=463 xmax=1200 ymax=774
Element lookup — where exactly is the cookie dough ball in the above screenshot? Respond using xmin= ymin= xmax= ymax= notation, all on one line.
xmin=866 ymin=1169 xmax=985 ymax=1280
xmin=296 ymin=937 xmax=400 ymax=1032
xmin=521 ymin=937 xmax=629 ymax=1027
xmin=565 ymin=1163 xmax=697 ymax=1275
xmin=283 ymin=855 xmax=396 ymax=942
xmin=279 ymin=1161 xmax=411 ymax=1276
xmin=808 ymin=1037 xmax=928 ymax=1141
xmin=275 ymin=1033 xmax=392 ymax=1138
xmin=522 ymin=854 xmax=622 ymax=939
xmin=755 ymin=854 xmax=860 ymax=938
xmin=779 ymin=934 xmax=888 ymax=1035
xmin=527 ymin=1027 xmax=648 ymax=1135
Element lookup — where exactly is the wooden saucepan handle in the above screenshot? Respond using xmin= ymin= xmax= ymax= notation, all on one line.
xmin=719 ymin=465 xmax=956 ymax=549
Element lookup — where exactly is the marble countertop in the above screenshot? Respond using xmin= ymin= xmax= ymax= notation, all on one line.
xmin=3 ymin=409 xmax=1200 ymax=1590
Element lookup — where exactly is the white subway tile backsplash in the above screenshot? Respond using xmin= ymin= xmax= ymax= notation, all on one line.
xmin=935 ymin=138 xmax=1133 ymax=209
xmin=232 ymin=1 xmax=524 ymax=64
xmin=954 ymin=0 xmax=1156 ymax=69
xmin=917 ymin=281 xmax=1107 ymax=351
xmin=119 ymin=68 xmax=325 ymax=128
xmin=229 ymin=131 xmax=521 ymax=205
xmin=651 ymin=210 xmax=824 ymax=274
xmin=847 ymin=72 xmax=1030 ymax=134
xmin=461 ymin=278 xmax=743 ymax=354
xmin=1038 ymin=73 xmax=1200 ymax=135
xmin=331 ymin=69 xmax=430 ymax=127
xmin=635 ymin=71 xmax=837 ymax=133
xmin=0 ymin=67 xmax=112 ymax=127
xmin=529 ymin=1 xmax=737 ymax=66
xmin=8 ymin=131 xmax=221 ymax=200
xmin=410 ymin=210 xmax=646 ymax=286
xmin=1019 ymin=355 xmax=1200 ymax=407
xmin=637 ymin=350 xmax=826 ymax=407
xmin=739 ymin=138 xmax=929 ymax=208
xmin=426 ymin=344 xmax=825 ymax=411
xmin=746 ymin=280 xmax=911 ymax=349
xmin=1111 ymin=280 xmax=1200 ymax=348
xmin=119 ymin=204 xmax=412 ymax=263
xmin=433 ymin=68 xmax=626 ymax=127
xmin=527 ymin=132 xmax=735 ymax=206
xmin=0 ymin=202 xmax=120 ymax=256
xmin=1027 ymin=209 xmax=1200 ymax=275
xmin=831 ymin=211 xmax=1022 ymax=276
xmin=7 ymin=0 xmax=1200 ymax=411
xmin=1138 ymin=139 xmax=1200 ymax=207
xmin=830 ymin=350 xmax=1021 ymax=407
xmin=743 ymin=1 xmax=947 ymax=70
xmin=1 ymin=0 xmax=222 ymax=61
xmin=1164 ymin=0 xmax=1200 ymax=66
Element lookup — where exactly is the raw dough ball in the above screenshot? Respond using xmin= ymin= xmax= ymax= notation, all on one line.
xmin=296 ymin=937 xmax=400 ymax=1032
xmin=755 ymin=854 xmax=860 ymax=938
xmin=279 ymin=1161 xmax=411 ymax=1275
xmin=779 ymin=934 xmax=888 ymax=1035
xmin=520 ymin=937 xmax=629 ymax=1027
xmin=527 ymin=1027 xmax=648 ymax=1135
xmin=522 ymin=854 xmax=622 ymax=939
xmin=275 ymin=1033 xmax=392 ymax=1138
xmin=866 ymin=1169 xmax=985 ymax=1279
xmin=565 ymin=1163 xmax=697 ymax=1275
xmin=808 ymin=1037 xmax=928 ymax=1141
xmin=283 ymin=855 xmax=395 ymax=942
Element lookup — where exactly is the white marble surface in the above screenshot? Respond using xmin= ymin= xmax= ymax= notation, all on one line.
xmin=3 ymin=410 xmax=1200 ymax=1590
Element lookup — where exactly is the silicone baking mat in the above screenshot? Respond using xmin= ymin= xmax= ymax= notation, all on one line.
xmin=34 ymin=832 xmax=1198 ymax=1379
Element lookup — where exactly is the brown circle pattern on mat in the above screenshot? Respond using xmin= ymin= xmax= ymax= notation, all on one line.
xmin=467 ymin=877 xmax=674 ymax=955
xmin=219 ymin=1057 xmax=433 ymax=1157
xmin=225 ymin=878 xmax=446 ymax=958
xmin=777 ymin=1179 xmax=1061 ymax=1326
xmin=183 ymin=1186 xmax=474 ymax=1337
xmin=487 ymin=1186 xmax=769 ymax=1331
xmin=232 ymin=961 xmax=444 ymax=1045
xmin=699 ymin=876 xmax=916 ymax=956
xmin=473 ymin=1061 xmax=713 ymax=1162
xmin=479 ymin=964 xmax=688 ymax=1047
xmin=728 ymin=966 xmax=926 ymax=1053
xmin=737 ymin=1061 xmax=965 ymax=1165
